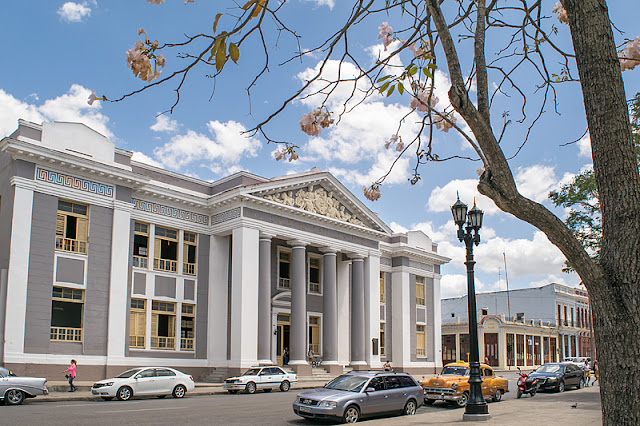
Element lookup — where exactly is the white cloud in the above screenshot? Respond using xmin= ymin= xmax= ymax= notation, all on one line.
xmin=0 ymin=85 xmax=112 ymax=139
xmin=57 ymin=2 xmax=92 ymax=23
xmin=577 ymin=133 xmax=592 ymax=158
xmin=514 ymin=165 xmax=557 ymax=202
xmin=150 ymin=115 xmax=179 ymax=132
xmin=131 ymin=151 xmax=163 ymax=168
xmin=300 ymin=0 xmax=334 ymax=9
xmin=441 ymin=274 xmax=487 ymax=299
xmin=153 ymin=120 xmax=261 ymax=172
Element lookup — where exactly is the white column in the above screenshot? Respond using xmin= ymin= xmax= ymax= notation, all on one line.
xmin=336 ymin=255 xmax=350 ymax=365
xmin=106 ymin=203 xmax=132 ymax=362
xmin=178 ymin=230 xmax=185 ymax=275
xmin=364 ymin=254 xmax=380 ymax=368
xmin=229 ymin=228 xmax=260 ymax=368
xmin=391 ymin=270 xmax=411 ymax=367
xmin=208 ymin=235 xmax=229 ymax=365
xmin=433 ymin=276 xmax=442 ymax=368
xmin=4 ymin=183 xmax=34 ymax=359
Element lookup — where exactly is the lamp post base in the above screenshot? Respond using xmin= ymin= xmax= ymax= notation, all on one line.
xmin=463 ymin=413 xmax=492 ymax=422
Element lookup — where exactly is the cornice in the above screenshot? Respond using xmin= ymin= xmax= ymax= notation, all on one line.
xmin=380 ymin=243 xmax=451 ymax=265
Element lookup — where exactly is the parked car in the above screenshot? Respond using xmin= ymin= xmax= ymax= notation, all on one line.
xmin=0 ymin=367 xmax=48 ymax=406
xmin=292 ymin=371 xmax=423 ymax=423
xmin=528 ymin=362 xmax=586 ymax=392
xmin=223 ymin=366 xmax=296 ymax=394
xmin=421 ymin=361 xmax=508 ymax=407
xmin=564 ymin=357 xmax=591 ymax=365
xmin=91 ymin=367 xmax=195 ymax=401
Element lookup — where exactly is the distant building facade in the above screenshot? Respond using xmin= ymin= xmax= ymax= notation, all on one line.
xmin=440 ymin=283 xmax=593 ymax=369
xmin=0 ymin=120 xmax=450 ymax=381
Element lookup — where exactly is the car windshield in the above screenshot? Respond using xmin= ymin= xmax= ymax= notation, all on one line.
xmin=441 ymin=366 xmax=469 ymax=376
xmin=243 ymin=368 xmax=261 ymax=376
xmin=535 ymin=364 xmax=562 ymax=374
xmin=324 ymin=375 xmax=369 ymax=392
xmin=117 ymin=369 xmax=142 ymax=378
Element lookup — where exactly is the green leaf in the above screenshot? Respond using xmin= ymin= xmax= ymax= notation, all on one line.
xmin=422 ymin=68 xmax=432 ymax=79
xmin=398 ymin=82 xmax=404 ymax=95
xmin=379 ymin=82 xmax=390 ymax=93
xmin=377 ymin=75 xmax=392 ymax=83
xmin=213 ymin=13 xmax=222 ymax=32
xmin=216 ymin=40 xmax=227 ymax=72
xmin=427 ymin=63 xmax=437 ymax=69
xmin=409 ymin=66 xmax=418 ymax=76
xmin=229 ymin=42 xmax=240 ymax=63
xmin=387 ymin=85 xmax=395 ymax=97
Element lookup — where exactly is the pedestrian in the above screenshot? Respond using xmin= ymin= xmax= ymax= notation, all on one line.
xmin=592 ymin=360 xmax=599 ymax=386
xmin=484 ymin=357 xmax=490 ymax=365
xmin=64 ymin=359 xmax=77 ymax=392
xmin=283 ymin=347 xmax=289 ymax=366
xmin=581 ymin=360 xmax=590 ymax=385
xmin=383 ymin=361 xmax=391 ymax=371
xmin=308 ymin=346 xmax=314 ymax=365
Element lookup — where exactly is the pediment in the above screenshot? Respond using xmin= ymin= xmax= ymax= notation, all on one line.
xmin=247 ymin=174 xmax=390 ymax=233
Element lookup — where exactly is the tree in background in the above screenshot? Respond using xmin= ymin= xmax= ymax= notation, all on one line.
xmin=97 ymin=1 xmax=640 ymax=423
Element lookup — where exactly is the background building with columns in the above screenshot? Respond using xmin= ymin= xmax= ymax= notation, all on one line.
xmin=0 ymin=120 xmax=450 ymax=380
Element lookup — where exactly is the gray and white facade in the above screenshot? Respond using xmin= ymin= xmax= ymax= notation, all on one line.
xmin=0 ymin=120 xmax=450 ymax=381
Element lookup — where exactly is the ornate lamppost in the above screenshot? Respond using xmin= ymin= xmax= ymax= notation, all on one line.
xmin=451 ymin=195 xmax=490 ymax=421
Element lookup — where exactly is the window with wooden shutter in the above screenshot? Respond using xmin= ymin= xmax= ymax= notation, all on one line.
xmin=415 ymin=276 xmax=425 ymax=306
xmin=416 ymin=325 xmax=426 ymax=357
xmin=50 ymin=286 xmax=84 ymax=342
xmin=129 ymin=299 xmax=146 ymax=348
xmin=154 ymin=226 xmax=178 ymax=273
xmin=308 ymin=316 xmax=320 ymax=355
xmin=151 ymin=300 xmax=176 ymax=349
xmin=55 ymin=200 xmax=89 ymax=254
xmin=183 ymin=232 xmax=197 ymax=276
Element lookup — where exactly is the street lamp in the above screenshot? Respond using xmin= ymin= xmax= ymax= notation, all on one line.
xmin=451 ymin=194 xmax=490 ymax=421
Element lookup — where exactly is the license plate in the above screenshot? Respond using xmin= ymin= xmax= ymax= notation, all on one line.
xmin=300 ymin=406 xmax=312 ymax=413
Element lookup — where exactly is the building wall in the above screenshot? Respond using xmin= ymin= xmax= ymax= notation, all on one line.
xmin=195 ymin=234 xmax=210 ymax=360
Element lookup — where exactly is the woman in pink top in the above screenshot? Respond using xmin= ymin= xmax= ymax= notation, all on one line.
xmin=64 ymin=359 xmax=77 ymax=392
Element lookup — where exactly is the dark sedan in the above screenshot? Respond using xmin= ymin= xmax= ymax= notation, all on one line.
xmin=528 ymin=362 xmax=585 ymax=392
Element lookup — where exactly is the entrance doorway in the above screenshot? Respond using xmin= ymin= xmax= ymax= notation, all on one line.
xmin=276 ymin=313 xmax=290 ymax=366
xmin=484 ymin=333 xmax=499 ymax=366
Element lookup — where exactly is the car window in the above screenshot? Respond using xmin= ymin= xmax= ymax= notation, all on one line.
xmin=156 ymin=369 xmax=176 ymax=377
xmin=482 ymin=368 xmax=493 ymax=377
xmin=243 ymin=368 xmax=261 ymax=376
xmin=398 ymin=375 xmax=417 ymax=387
xmin=137 ymin=369 xmax=156 ymax=378
xmin=367 ymin=377 xmax=386 ymax=391
xmin=117 ymin=368 xmax=142 ymax=378
xmin=385 ymin=376 xmax=402 ymax=389
xmin=324 ymin=375 xmax=369 ymax=392
xmin=0 ymin=367 xmax=7 ymax=378
xmin=272 ymin=367 xmax=285 ymax=375
xmin=535 ymin=364 xmax=562 ymax=373
xmin=441 ymin=366 xmax=469 ymax=376
xmin=259 ymin=369 xmax=270 ymax=376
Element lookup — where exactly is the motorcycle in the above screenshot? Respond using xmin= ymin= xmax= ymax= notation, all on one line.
xmin=516 ymin=367 xmax=539 ymax=398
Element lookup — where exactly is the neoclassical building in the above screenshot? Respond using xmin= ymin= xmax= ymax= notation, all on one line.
xmin=0 ymin=120 xmax=449 ymax=380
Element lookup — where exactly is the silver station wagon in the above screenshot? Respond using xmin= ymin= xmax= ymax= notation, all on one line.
xmin=0 ymin=367 xmax=48 ymax=405
xmin=293 ymin=371 xmax=423 ymax=423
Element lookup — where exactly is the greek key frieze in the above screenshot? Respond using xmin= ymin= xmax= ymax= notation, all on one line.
xmin=409 ymin=260 xmax=434 ymax=272
xmin=35 ymin=167 xmax=114 ymax=197
xmin=211 ymin=207 xmax=241 ymax=225
xmin=132 ymin=198 xmax=209 ymax=225
xmin=380 ymin=257 xmax=392 ymax=267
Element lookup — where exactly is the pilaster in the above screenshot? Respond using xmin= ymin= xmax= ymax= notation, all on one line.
xmin=364 ymin=254 xmax=381 ymax=368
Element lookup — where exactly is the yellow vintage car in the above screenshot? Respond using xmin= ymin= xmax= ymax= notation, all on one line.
xmin=421 ymin=361 xmax=508 ymax=407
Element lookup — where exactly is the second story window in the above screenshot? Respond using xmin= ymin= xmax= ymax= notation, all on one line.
xmin=309 ymin=257 xmax=321 ymax=294
xmin=154 ymin=226 xmax=178 ymax=273
xmin=278 ymin=251 xmax=291 ymax=289
xmin=415 ymin=276 xmax=425 ymax=306
xmin=56 ymin=200 xmax=88 ymax=255
xmin=183 ymin=232 xmax=197 ymax=275
xmin=380 ymin=272 xmax=385 ymax=303
xmin=133 ymin=222 xmax=149 ymax=269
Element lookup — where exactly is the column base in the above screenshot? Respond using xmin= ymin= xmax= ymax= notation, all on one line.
xmin=258 ymin=359 xmax=274 ymax=366
xmin=289 ymin=363 xmax=312 ymax=376
xmin=323 ymin=364 xmax=343 ymax=376
xmin=349 ymin=362 xmax=369 ymax=371
xmin=463 ymin=414 xmax=491 ymax=422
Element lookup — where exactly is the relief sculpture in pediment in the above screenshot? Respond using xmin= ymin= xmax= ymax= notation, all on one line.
xmin=263 ymin=185 xmax=365 ymax=227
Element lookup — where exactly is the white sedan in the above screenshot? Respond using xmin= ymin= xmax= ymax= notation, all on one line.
xmin=91 ymin=367 xmax=195 ymax=401
xmin=223 ymin=366 xmax=297 ymax=394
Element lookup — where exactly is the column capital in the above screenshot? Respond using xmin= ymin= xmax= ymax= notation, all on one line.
xmin=287 ymin=239 xmax=308 ymax=248
xmin=319 ymin=247 xmax=337 ymax=255
xmin=349 ymin=254 xmax=365 ymax=261
xmin=259 ymin=232 xmax=276 ymax=241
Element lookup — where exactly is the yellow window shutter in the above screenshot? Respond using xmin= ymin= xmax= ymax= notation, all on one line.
xmin=154 ymin=238 xmax=161 ymax=259
xmin=77 ymin=218 xmax=89 ymax=241
xmin=168 ymin=316 xmax=176 ymax=337
xmin=151 ymin=313 xmax=158 ymax=336
xmin=137 ymin=312 xmax=146 ymax=335
xmin=56 ymin=214 xmax=65 ymax=236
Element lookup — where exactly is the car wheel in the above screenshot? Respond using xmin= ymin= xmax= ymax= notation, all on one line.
xmin=424 ymin=398 xmax=434 ymax=405
xmin=227 ymin=390 xmax=238 ymax=394
xmin=557 ymin=381 xmax=565 ymax=393
xmin=456 ymin=391 xmax=469 ymax=408
xmin=516 ymin=388 xmax=523 ymax=399
xmin=172 ymin=385 xmax=187 ymax=398
xmin=280 ymin=380 xmax=290 ymax=392
xmin=530 ymin=388 xmax=537 ymax=397
xmin=101 ymin=397 xmax=114 ymax=401
xmin=116 ymin=386 xmax=133 ymax=401
xmin=5 ymin=389 xmax=25 ymax=405
xmin=245 ymin=382 xmax=257 ymax=394
xmin=342 ymin=405 xmax=360 ymax=423
xmin=578 ymin=378 xmax=585 ymax=389
xmin=494 ymin=389 xmax=503 ymax=402
xmin=403 ymin=399 xmax=417 ymax=416
xmin=263 ymin=388 xmax=272 ymax=393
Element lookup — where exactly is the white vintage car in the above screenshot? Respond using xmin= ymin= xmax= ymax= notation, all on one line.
xmin=0 ymin=367 xmax=48 ymax=405
xmin=223 ymin=366 xmax=297 ymax=394
xmin=91 ymin=367 xmax=195 ymax=401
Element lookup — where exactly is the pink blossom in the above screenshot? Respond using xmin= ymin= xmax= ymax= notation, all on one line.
xmin=435 ymin=115 xmax=457 ymax=132
xmin=620 ymin=37 xmax=640 ymax=71
xmin=147 ymin=0 xmax=165 ymax=5
xmin=299 ymin=108 xmax=334 ymax=137
xmin=410 ymin=89 xmax=438 ymax=112
xmin=87 ymin=90 xmax=99 ymax=105
xmin=377 ymin=22 xmax=394 ymax=51
xmin=185 ymin=0 xmax=194 ymax=4
xmin=363 ymin=185 xmax=382 ymax=201
xmin=553 ymin=2 xmax=568 ymax=25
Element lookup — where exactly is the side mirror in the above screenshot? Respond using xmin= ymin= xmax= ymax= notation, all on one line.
xmin=365 ymin=387 xmax=375 ymax=393
xmin=134 ymin=375 xmax=140 ymax=380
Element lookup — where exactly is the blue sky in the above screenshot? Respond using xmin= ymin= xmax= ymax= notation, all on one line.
xmin=1 ymin=1 xmax=638 ymax=299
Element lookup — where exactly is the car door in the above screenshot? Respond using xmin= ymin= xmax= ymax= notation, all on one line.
xmin=270 ymin=367 xmax=286 ymax=389
xmin=0 ymin=369 xmax=8 ymax=396
xmin=132 ymin=368 xmax=157 ymax=395
xmin=383 ymin=376 xmax=407 ymax=410
xmin=257 ymin=368 xmax=272 ymax=390
xmin=360 ymin=377 xmax=388 ymax=415
xmin=155 ymin=368 xmax=178 ymax=394
xmin=481 ymin=368 xmax=494 ymax=397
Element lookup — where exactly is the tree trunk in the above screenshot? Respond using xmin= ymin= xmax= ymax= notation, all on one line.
xmin=561 ymin=1 xmax=640 ymax=424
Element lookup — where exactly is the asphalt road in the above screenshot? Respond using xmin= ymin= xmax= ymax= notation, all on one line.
xmin=2 ymin=371 xmax=586 ymax=425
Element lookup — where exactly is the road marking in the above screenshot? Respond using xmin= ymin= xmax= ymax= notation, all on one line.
xmin=52 ymin=401 xmax=144 ymax=408
xmin=95 ymin=406 xmax=186 ymax=414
